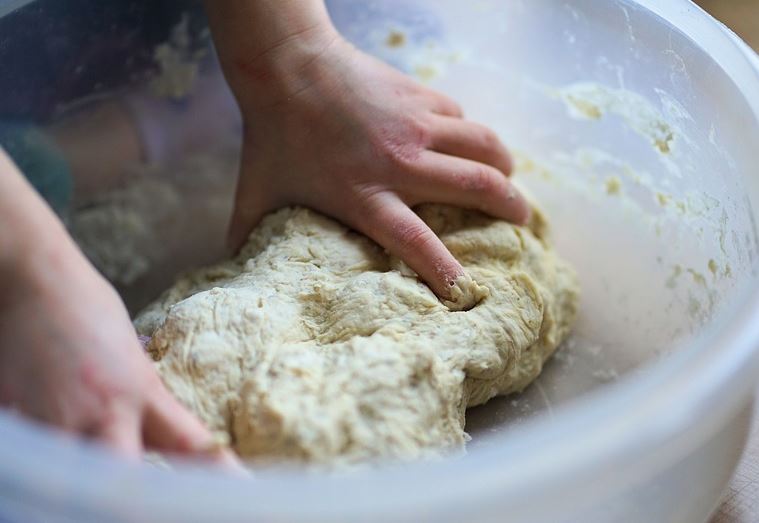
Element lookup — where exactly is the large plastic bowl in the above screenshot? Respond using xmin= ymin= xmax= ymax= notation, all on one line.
xmin=1 ymin=0 xmax=758 ymax=521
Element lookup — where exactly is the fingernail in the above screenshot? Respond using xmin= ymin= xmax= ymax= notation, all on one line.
xmin=521 ymin=194 xmax=532 ymax=224
xmin=522 ymin=205 xmax=532 ymax=224
xmin=507 ymin=187 xmax=531 ymax=225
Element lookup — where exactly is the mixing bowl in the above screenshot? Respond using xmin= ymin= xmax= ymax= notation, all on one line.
xmin=0 ymin=0 xmax=758 ymax=521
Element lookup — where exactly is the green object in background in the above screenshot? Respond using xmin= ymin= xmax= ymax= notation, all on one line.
xmin=0 ymin=122 xmax=72 ymax=215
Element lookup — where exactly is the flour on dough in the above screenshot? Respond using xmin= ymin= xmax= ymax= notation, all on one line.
xmin=135 ymin=204 xmax=579 ymax=465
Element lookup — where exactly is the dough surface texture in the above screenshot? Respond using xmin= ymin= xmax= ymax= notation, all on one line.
xmin=135 ymin=204 xmax=578 ymax=465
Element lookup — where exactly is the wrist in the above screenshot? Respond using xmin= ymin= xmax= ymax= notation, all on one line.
xmin=0 ymin=223 xmax=77 ymax=302
xmin=0 ymin=216 xmax=84 ymax=313
xmin=0 ymin=149 xmax=89 ymax=308
xmin=205 ymin=0 xmax=341 ymax=111
xmin=234 ymin=28 xmax=342 ymax=111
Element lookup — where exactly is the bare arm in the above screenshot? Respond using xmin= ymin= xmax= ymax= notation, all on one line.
xmin=203 ymin=0 xmax=337 ymax=108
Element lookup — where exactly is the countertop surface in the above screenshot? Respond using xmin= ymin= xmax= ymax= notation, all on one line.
xmin=711 ymin=397 xmax=759 ymax=523
xmin=694 ymin=2 xmax=758 ymax=522
xmin=696 ymin=0 xmax=759 ymax=523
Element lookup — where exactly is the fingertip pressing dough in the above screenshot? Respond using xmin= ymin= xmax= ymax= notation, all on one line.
xmin=443 ymin=274 xmax=489 ymax=311
xmin=135 ymin=204 xmax=579 ymax=465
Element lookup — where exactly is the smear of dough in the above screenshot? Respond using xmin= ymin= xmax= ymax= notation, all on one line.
xmin=135 ymin=204 xmax=579 ymax=465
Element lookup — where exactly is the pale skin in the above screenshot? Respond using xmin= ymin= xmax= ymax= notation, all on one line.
xmin=0 ymin=151 xmax=236 ymax=464
xmin=0 ymin=0 xmax=528 ymax=458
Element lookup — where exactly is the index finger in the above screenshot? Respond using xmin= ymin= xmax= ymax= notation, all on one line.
xmin=357 ymin=192 xmax=464 ymax=302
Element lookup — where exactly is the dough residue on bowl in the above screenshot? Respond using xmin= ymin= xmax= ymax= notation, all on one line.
xmin=135 ymin=204 xmax=579 ymax=465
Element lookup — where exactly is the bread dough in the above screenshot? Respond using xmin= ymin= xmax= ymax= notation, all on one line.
xmin=135 ymin=204 xmax=579 ymax=465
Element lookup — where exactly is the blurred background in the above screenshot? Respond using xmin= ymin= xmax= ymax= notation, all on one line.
xmin=697 ymin=0 xmax=759 ymax=50
xmin=696 ymin=2 xmax=759 ymax=522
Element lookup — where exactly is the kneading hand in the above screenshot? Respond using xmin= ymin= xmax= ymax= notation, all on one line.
xmin=0 ymin=250 xmax=232 ymax=461
xmin=207 ymin=1 xmax=530 ymax=301
xmin=0 ymin=150 xmax=235 ymax=463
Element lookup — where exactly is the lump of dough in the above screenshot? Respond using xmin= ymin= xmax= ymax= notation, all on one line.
xmin=135 ymin=204 xmax=579 ymax=465
xmin=442 ymin=274 xmax=489 ymax=311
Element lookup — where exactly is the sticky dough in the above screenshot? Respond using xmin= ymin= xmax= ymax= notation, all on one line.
xmin=135 ymin=204 xmax=579 ymax=465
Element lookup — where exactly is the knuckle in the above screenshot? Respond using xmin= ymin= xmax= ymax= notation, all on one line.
xmin=380 ymin=145 xmax=406 ymax=167
xmin=479 ymin=128 xmax=501 ymax=150
xmin=407 ymin=116 xmax=432 ymax=147
xmin=447 ymin=99 xmax=464 ymax=116
xmin=351 ymin=190 xmax=388 ymax=230
xmin=462 ymin=166 xmax=497 ymax=193
xmin=374 ymin=120 xmax=427 ymax=166
xmin=352 ymin=188 xmax=384 ymax=223
xmin=427 ymin=88 xmax=462 ymax=115
xmin=394 ymin=220 xmax=435 ymax=252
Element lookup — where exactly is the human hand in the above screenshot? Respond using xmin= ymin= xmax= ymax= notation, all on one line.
xmin=221 ymin=32 xmax=530 ymax=301
xmin=0 ymin=229 xmax=234 ymax=464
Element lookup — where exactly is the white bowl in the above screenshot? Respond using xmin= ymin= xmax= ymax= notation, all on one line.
xmin=1 ymin=1 xmax=758 ymax=521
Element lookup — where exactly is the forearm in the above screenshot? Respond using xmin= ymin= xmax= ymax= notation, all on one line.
xmin=203 ymin=0 xmax=339 ymax=109
xmin=0 ymin=149 xmax=77 ymax=292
